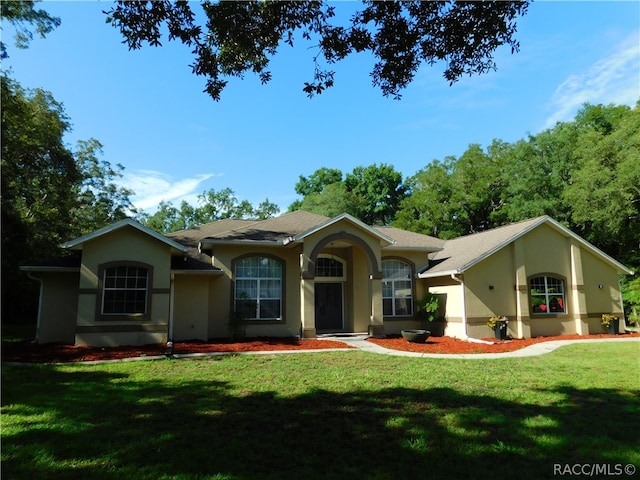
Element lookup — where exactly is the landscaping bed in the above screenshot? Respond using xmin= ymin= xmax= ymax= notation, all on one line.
xmin=1 ymin=337 xmax=354 ymax=364
xmin=3 ymin=332 xmax=637 ymax=363
xmin=368 ymin=332 xmax=640 ymax=354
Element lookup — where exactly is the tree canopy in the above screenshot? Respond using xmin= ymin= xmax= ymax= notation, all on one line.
xmin=0 ymin=0 xmax=60 ymax=58
xmin=1 ymin=74 xmax=136 ymax=322
xmin=139 ymin=188 xmax=279 ymax=234
xmin=289 ymin=163 xmax=407 ymax=225
xmin=104 ymin=0 xmax=529 ymax=100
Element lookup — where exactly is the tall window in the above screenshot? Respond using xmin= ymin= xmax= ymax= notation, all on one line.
xmin=530 ymin=276 xmax=566 ymax=314
xmin=102 ymin=265 xmax=149 ymax=315
xmin=235 ymin=256 xmax=282 ymax=320
xmin=382 ymin=260 xmax=413 ymax=317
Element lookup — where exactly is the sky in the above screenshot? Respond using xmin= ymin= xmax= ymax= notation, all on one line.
xmin=3 ymin=1 xmax=639 ymax=215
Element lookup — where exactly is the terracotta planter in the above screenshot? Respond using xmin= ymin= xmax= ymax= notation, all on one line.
xmin=401 ymin=329 xmax=430 ymax=343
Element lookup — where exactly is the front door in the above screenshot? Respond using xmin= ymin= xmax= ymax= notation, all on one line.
xmin=315 ymin=283 xmax=343 ymax=331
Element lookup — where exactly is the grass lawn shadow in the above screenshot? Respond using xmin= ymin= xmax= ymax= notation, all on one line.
xmin=2 ymin=356 xmax=639 ymax=480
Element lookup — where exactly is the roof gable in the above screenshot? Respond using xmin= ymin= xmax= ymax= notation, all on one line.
xmin=292 ymin=213 xmax=395 ymax=246
xmin=62 ymin=218 xmax=188 ymax=253
xmin=419 ymin=216 xmax=633 ymax=278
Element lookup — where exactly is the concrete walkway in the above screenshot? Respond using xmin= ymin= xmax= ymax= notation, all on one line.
xmin=10 ymin=334 xmax=636 ymax=366
xmin=320 ymin=334 xmax=640 ymax=360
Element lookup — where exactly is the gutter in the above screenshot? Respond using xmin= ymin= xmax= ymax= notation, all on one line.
xmin=24 ymin=272 xmax=43 ymax=343
xmin=167 ymin=273 xmax=175 ymax=354
xmin=450 ymin=273 xmax=469 ymax=340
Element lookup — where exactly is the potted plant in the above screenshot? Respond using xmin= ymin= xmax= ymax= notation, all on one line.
xmin=401 ymin=292 xmax=440 ymax=343
xmin=487 ymin=315 xmax=509 ymax=340
xmin=601 ymin=314 xmax=620 ymax=335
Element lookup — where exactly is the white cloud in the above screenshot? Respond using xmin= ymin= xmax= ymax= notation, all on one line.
xmin=544 ymin=32 xmax=640 ymax=129
xmin=119 ymin=170 xmax=222 ymax=212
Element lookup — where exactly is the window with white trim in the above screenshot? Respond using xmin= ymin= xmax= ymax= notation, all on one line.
xmin=102 ymin=265 xmax=149 ymax=315
xmin=382 ymin=259 xmax=413 ymax=316
xmin=235 ymin=256 xmax=282 ymax=320
xmin=530 ymin=276 xmax=566 ymax=314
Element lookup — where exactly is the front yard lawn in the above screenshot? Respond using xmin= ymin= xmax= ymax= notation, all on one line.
xmin=2 ymin=342 xmax=639 ymax=479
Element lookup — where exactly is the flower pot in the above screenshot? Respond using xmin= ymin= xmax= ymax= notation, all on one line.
xmin=401 ymin=329 xmax=430 ymax=343
xmin=607 ymin=318 xmax=620 ymax=335
xmin=494 ymin=321 xmax=508 ymax=340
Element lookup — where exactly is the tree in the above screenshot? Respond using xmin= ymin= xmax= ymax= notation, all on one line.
xmin=344 ymin=163 xmax=406 ymax=225
xmin=294 ymin=167 xmax=343 ymax=197
xmin=1 ymin=75 xmax=80 ymax=263
xmin=73 ymin=138 xmax=137 ymax=232
xmin=140 ymin=188 xmax=279 ymax=234
xmin=295 ymin=182 xmax=360 ymax=219
xmin=104 ymin=0 xmax=529 ymax=101
xmin=564 ymin=103 xmax=640 ymax=265
xmin=1 ymin=75 xmax=137 ymax=323
xmin=1 ymin=0 xmax=60 ymax=58
xmin=290 ymin=163 xmax=406 ymax=225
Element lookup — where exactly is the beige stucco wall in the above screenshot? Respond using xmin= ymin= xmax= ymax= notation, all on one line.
xmin=173 ymin=274 xmax=211 ymax=341
xmin=464 ymin=225 xmax=622 ymax=338
xmin=582 ymin=247 xmax=626 ymax=334
xmin=35 ymin=271 xmax=79 ymax=344
xmin=423 ymin=223 xmax=627 ymax=340
xmin=465 ymin=246 xmax=517 ymax=338
xmin=74 ymin=226 xmax=173 ymax=346
xmin=209 ymin=244 xmax=302 ymax=338
xmin=204 ymin=219 xmax=394 ymax=338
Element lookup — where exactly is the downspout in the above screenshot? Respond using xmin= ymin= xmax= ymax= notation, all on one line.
xmin=167 ymin=272 xmax=175 ymax=355
xmin=450 ymin=273 xmax=468 ymax=340
xmin=450 ymin=272 xmax=497 ymax=345
xmin=25 ymin=272 xmax=43 ymax=344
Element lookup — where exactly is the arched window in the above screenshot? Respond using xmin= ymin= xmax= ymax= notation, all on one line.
xmin=315 ymin=256 xmax=345 ymax=279
xmin=101 ymin=265 xmax=149 ymax=315
xmin=235 ymin=256 xmax=283 ymax=320
xmin=382 ymin=259 xmax=413 ymax=317
xmin=529 ymin=276 xmax=566 ymax=314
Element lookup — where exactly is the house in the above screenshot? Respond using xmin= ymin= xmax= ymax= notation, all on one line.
xmin=20 ymin=211 xmax=633 ymax=347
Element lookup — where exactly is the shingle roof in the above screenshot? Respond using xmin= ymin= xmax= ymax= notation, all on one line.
xmin=167 ymin=218 xmax=256 ymax=247
xmin=420 ymin=216 xmax=547 ymax=276
xmin=199 ymin=210 xmax=331 ymax=242
xmin=376 ymin=226 xmax=445 ymax=251
xmin=420 ymin=216 xmax=633 ymax=277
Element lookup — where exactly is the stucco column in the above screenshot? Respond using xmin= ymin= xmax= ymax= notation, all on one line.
xmin=514 ymin=238 xmax=531 ymax=339
xmin=569 ymin=240 xmax=589 ymax=335
xmin=369 ymin=274 xmax=385 ymax=337
xmin=300 ymin=253 xmax=316 ymax=338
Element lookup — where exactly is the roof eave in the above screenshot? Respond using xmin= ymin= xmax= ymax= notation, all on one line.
xmin=417 ymin=269 xmax=462 ymax=279
xmin=62 ymin=219 xmax=188 ymax=253
xmin=20 ymin=266 xmax=80 ymax=273
xmin=383 ymin=245 xmax=444 ymax=253
xmin=170 ymin=269 xmax=225 ymax=276
xmin=200 ymin=238 xmax=283 ymax=247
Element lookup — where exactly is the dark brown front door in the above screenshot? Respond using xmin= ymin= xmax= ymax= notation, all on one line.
xmin=315 ymin=283 xmax=343 ymax=331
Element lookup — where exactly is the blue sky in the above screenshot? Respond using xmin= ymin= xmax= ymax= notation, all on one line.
xmin=3 ymin=1 xmax=639 ymax=215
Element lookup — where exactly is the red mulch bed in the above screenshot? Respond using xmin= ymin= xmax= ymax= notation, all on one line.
xmin=368 ymin=332 xmax=640 ymax=354
xmin=3 ymin=333 xmax=638 ymax=363
xmin=1 ymin=338 xmax=354 ymax=364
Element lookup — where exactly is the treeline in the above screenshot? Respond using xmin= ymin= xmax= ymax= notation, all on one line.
xmin=141 ymin=102 xmax=639 ymax=276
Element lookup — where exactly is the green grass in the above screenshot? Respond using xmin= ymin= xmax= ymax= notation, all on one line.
xmin=1 ymin=323 xmax=37 ymax=343
xmin=2 ymin=343 xmax=639 ymax=479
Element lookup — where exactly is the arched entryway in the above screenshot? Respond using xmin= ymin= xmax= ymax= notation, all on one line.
xmin=300 ymin=232 xmax=384 ymax=338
